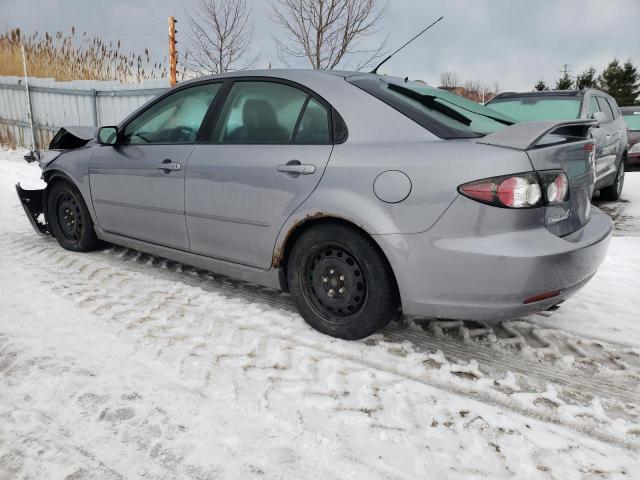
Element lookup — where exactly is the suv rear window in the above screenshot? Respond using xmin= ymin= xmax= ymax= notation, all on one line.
xmin=348 ymin=76 xmax=515 ymax=139
xmin=487 ymin=96 xmax=582 ymax=122
xmin=622 ymin=112 xmax=640 ymax=131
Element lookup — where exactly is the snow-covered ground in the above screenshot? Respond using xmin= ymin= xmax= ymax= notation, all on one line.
xmin=1 ymin=148 xmax=639 ymax=479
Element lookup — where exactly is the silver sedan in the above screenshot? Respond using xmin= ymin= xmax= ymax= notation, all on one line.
xmin=16 ymin=70 xmax=612 ymax=339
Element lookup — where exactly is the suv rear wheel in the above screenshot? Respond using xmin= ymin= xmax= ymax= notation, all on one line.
xmin=287 ymin=223 xmax=400 ymax=340
xmin=600 ymin=159 xmax=625 ymax=201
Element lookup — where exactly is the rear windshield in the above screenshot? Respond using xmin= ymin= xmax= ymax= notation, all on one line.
xmin=622 ymin=112 xmax=640 ymax=131
xmin=487 ymin=96 xmax=582 ymax=122
xmin=348 ymin=76 xmax=515 ymax=139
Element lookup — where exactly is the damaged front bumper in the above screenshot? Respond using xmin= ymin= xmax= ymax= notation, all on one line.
xmin=15 ymin=183 xmax=48 ymax=235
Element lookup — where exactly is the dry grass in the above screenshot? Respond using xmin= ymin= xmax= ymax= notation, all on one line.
xmin=0 ymin=125 xmax=17 ymax=149
xmin=0 ymin=27 xmax=168 ymax=82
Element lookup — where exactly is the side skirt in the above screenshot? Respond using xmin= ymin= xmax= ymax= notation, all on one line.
xmin=95 ymin=227 xmax=284 ymax=291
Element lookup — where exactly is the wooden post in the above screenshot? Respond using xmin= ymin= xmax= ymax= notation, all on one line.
xmin=168 ymin=16 xmax=177 ymax=87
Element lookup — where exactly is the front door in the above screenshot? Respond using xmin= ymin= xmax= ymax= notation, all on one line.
xmin=90 ymin=83 xmax=222 ymax=250
xmin=186 ymin=80 xmax=334 ymax=269
xmin=587 ymin=95 xmax=618 ymax=183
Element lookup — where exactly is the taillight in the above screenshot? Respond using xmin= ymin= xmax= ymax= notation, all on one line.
xmin=496 ymin=176 xmax=541 ymax=207
xmin=459 ymin=171 xmax=569 ymax=209
xmin=537 ymin=171 xmax=569 ymax=205
xmin=545 ymin=173 xmax=568 ymax=204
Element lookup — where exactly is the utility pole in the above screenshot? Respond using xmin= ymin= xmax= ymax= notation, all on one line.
xmin=168 ymin=16 xmax=177 ymax=87
xmin=21 ymin=44 xmax=37 ymax=159
xmin=559 ymin=64 xmax=571 ymax=76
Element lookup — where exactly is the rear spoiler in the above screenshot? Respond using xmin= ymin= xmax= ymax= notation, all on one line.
xmin=477 ymin=119 xmax=595 ymax=151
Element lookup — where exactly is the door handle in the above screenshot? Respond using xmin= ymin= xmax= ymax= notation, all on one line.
xmin=277 ymin=161 xmax=315 ymax=176
xmin=158 ymin=159 xmax=181 ymax=173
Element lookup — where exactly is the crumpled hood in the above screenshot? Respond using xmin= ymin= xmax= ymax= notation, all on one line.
xmin=49 ymin=125 xmax=98 ymax=150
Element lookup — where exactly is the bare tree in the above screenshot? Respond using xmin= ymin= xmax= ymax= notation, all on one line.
xmin=185 ymin=0 xmax=256 ymax=75
xmin=439 ymin=71 xmax=460 ymax=88
xmin=268 ymin=0 xmax=388 ymax=70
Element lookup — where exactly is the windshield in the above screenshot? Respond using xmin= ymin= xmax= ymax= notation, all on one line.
xmin=487 ymin=96 xmax=582 ymax=122
xmin=348 ymin=76 xmax=515 ymax=139
xmin=622 ymin=112 xmax=640 ymax=131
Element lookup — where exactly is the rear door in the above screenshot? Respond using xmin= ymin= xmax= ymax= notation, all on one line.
xmin=186 ymin=79 xmax=334 ymax=269
xmin=90 ymin=83 xmax=222 ymax=249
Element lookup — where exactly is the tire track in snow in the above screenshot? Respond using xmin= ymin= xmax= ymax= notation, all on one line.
xmin=2 ymin=232 xmax=639 ymax=449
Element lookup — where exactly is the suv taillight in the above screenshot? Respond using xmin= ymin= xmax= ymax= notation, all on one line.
xmin=459 ymin=171 xmax=569 ymax=208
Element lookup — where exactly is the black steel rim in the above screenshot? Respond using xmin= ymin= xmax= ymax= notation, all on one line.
xmin=301 ymin=243 xmax=367 ymax=323
xmin=55 ymin=191 xmax=84 ymax=241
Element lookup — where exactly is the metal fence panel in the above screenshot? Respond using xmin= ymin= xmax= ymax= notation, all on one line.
xmin=0 ymin=75 xmax=168 ymax=149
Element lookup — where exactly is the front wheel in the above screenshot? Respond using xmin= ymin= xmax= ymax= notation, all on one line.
xmin=46 ymin=180 xmax=102 ymax=251
xmin=600 ymin=159 xmax=625 ymax=201
xmin=287 ymin=223 xmax=400 ymax=340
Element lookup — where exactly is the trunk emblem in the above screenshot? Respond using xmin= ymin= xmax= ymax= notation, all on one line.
xmin=548 ymin=210 xmax=571 ymax=225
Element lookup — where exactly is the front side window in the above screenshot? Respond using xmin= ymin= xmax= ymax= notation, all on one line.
xmin=123 ymin=83 xmax=221 ymax=144
xmin=214 ymin=81 xmax=329 ymax=144
xmin=605 ymin=98 xmax=619 ymax=119
xmin=623 ymin=112 xmax=640 ymax=131
xmin=488 ymin=96 xmax=582 ymax=122
xmin=588 ymin=96 xmax=601 ymax=117
xmin=596 ymin=97 xmax=614 ymax=122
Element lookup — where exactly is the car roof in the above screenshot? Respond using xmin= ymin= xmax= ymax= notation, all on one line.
xmin=177 ymin=69 xmax=369 ymax=87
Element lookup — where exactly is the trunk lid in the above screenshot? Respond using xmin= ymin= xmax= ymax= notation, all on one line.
xmin=479 ymin=120 xmax=596 ymax=236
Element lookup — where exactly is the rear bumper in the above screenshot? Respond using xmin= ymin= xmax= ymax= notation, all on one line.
xmin=15 ymin=183 xmax=48 ymax=235
xmin=376 ymin=198 xmax=613 ymax=321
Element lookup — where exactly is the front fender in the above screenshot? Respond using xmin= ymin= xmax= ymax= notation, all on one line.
xmin=42 ymin=146 xmax=97 ymax=224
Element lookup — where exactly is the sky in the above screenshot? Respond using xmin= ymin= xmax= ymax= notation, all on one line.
xmin=1 ymin=0 xmax=638 ymax=91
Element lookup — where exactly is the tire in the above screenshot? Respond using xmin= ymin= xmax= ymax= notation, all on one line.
xmin=46 ymin=180 xmax=102 ymax=252
xmin=600 ymin=159 xmax=625 ymax=201
xmin=287 ymin=222 xmax=400 ymax=340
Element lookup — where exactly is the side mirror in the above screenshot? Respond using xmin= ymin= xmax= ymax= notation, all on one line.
xmin=591 ymin=111 xmax=607 ymax=127
xmin=97 ymin=126 xmax=118 ymax=145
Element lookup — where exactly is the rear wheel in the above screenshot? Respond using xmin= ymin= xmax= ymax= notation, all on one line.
xmin=287 ymin=223 xmax=400 ymax=340
xmin=600 ymin=159 xmax=625 ymax=201
xmin=46 ymin=180 xmax=101 ymax=251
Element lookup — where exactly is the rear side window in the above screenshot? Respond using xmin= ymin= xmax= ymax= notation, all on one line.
xmin=488 ymin=97 xmax=582 ymax=122
xmin=294 ymin=98 xmax=331 ymax=144
xmin=596 ymin=97 xmax=614 ymax=122
xmin=212 ymin=81 xmax=330 ymax=145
